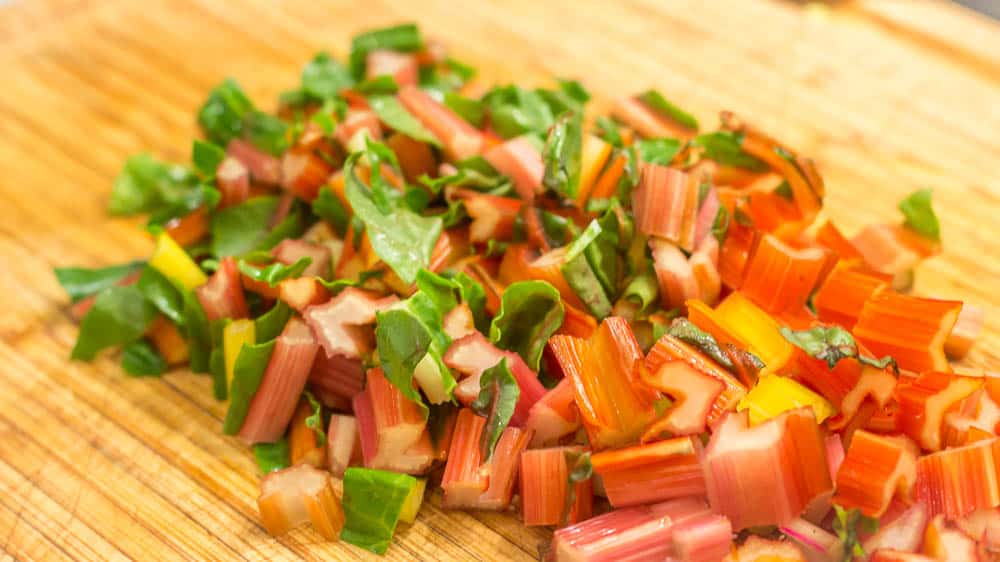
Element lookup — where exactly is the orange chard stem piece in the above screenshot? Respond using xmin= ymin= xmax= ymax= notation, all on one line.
xmin=588 ymin=152 xmax=627 ymax=201
xmin=852 ymin=223 xmax=937 ymax=278
xmin=633 ymin=164 xmax=699 ymax=252
xmin=441 ymin=409 xmax=488 ymax=508
xmin=399 ymin=85 xmax=485 ymax=161
xmin=525 ymin=377 xmax=581 ymax=447
xmin=289 ymin=399 xmax=327 ymax=469
xmin=558 ymin=301 xmax=598 ymax=339
xmin=147 ymin=316 xmax=189 ymax=365
xmin=945 ymin=303 xmax=984 ymax=360
xmin=914 ymin=438 xmax=1000 ymax=519
xmin=701 ymin=408 xmax=832 ymax=530
xmin=670 ymin=513 xmax=734 ymax=562
xmin=385 ymin=132 xmax=437 ymax=183
xmin=550 ymin=317 xmax=658 ymax=450
xmin=641 ymin=360 xmax=725 ymax=439
xmin=483 ymin=137 xmax=545 ymax=202
xmin=278 ymin=277 xmax=329 ymax=313
xmin=854 ymin=292 xmax=963 ymax=374
xmin=812 ymin=266 xmax=887 ymax=329
xmin=717 ymin=219 xmax=755 ymax=290
xmin=498 ymin=245 xmax=585 ymax=310
xmin=520 ymin=447 xmax=591 ymax=527
xmin=832 ymin=430 xmax=918 ymax=517
xmin=811 ymin=219 xmax=863 ymax=261
xmin=650 ymin=238 xmax=699 ymax=309
xmin=737 ymin=131 xmax=822 ymax=226
xmin=743 ymin=189 xmax=804 ymax=236
xmin=326 ymin=414 xmax=359 ymax=478
xmin=645 ymin=334 xmax=746 ymax=425
xmin=239 ymin=319 xmax=320 ymax=444
xmin=257 ymin=464 xmax=345 ymax=540
xmin=303 ymin=287 xmax=399 ymax=359
xmin=452 ymin=189 xmax=522 ymax=243
xmin=740 ymin=233 xmax=836 ymax=315
xmin=478 ymin=426 xmax=534 ymax=511
xmin=895 ymin=371 xmax=983 ymax=451
xmin=686 ymin=300 xmax=753 ymax=359
xmin=591 ymin=436 xmax=706 ymax=509
xmin=574 ymin=134 xmax=613 ymax=208
xmin=164 ymin=207 xmax=209 ymax=247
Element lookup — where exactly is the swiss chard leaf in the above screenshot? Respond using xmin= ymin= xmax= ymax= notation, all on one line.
xmin=668 ymin=318 xmax=765 ymax=374
xmin=484 ymin=85 xmax=555 ymax=138
xmin=489 ymin=280 xmax=565 ymax=371
xmin=209 ymin=196 xmax=280 ymax=257
xmin=833 ymin=505 xmax=879 ymax=561
xmin=54 ymin=260 xmax=144 ymax=303
xmin=561 ymin=216 xmax=619 ymax=319
xmin=198 ymin=78 xmax=255 ymax=146
xmin=303 ymin=391 xmax=327 ymax=446
xmin=375 ymin=308 xmax=433 ymax=416
xmin=312 ymin=185 xmax=350 ymax=237
xmin=621 ymin=267 xmax=660 ymax=319
xmin=120 ymin=340 xmax=168 ymax=377
xmin=252 ymin=438 xmax=290 ymax=474
xmin=595 ymin=116 xmax=624 ymax=147
xmin=245 ymin=111 xmax=289 ymax=156
xmin=636 ymin=138 xmax=683 ymax=165
xmin=344 ymin=152 xmax=443 ymax=284
xmin=222 ymin=340 xmax=277 ymax=434
xmin=368 ymin=95 xmax=441 ymax=147
xmin=135 ymin=266 xmax=185 ymax=325
xmin=349 ymin=23 xmax=423 ymax=80
xmin=237 ymin=257 xmax=312 ymax=287
xmin=470 ymin=358 xmax=520 ymax=460
xmin=182 ymin=290 xmax=212 ymax=373
xmin=192 ymin=140 xmax=226 ymax=178
xmin=355 ymin=75 xmax=399 ymax=96
xmin=108 ymin=154 xmax=196 ymax=216
xmin=780 ymin=326 xmax=896 ymax=372
xmin=255 ymin=301 xmax=293 ymax=343
xmin=712 ymin=206 xmax=731 ymax=245
xmin=693 ymin=131 xmax=769 ymax=171
xmin=453 ymin=272 xmax=489 ymax=334
xmin=637 ymin=90 xmax=699 ymax=130
xmin=898 ymin=189 xmax=940 ymax=242
xmin=542 ymin=111 xmax=584 ymax=199
xmin=341 ymin=468 xmax=418 ymax=554
xmin=301 ymin=52 xmax=354 ymax=101
xmin=71 ymin=286 xmax=158 ymax=361
xmin=444 ymin=92 xmax=485 ymax=128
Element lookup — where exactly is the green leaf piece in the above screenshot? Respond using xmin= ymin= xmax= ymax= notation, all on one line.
xmin=223 ymin=340 xmax=277 ymax=434
xmin=71 ymin=286 xmax=158 ymax=361
xmin=489 ymin=280 xmax=565 ymax=371
xmin=253 ymin=439 xmax=290 ymax=474
xmin=898 ymin=189 xmax=941 ymax=242
xmin=54 ymin=260 xmax=145 ymax=303
xmin=470 ymin=358 xmax=520 ymax=460
xmin=120 ymin=340 xmax=168 ymax=377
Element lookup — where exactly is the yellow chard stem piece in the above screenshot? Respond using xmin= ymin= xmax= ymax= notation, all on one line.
xmin=149 ymin=232 xmax=207 ymax=291
xmin=738 ymin=374 xmax=836 ymax=426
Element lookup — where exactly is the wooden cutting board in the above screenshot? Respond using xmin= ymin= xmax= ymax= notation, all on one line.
xmin=1 ymin=0 xmax=998 ymax=559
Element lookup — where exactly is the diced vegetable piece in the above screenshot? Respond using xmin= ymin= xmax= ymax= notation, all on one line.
xmin=945 ymin=304 xmax=984 ymax=360
xmin=633 ymin=164 xmax=698 ymax=251
xmin=689 ymin=236 xmax=722 ymax=306
xmin=217 ymin=156 xmax=250 ymax=209
xmin=589 ymin=152 xmax=628 ymax=200
xmin=281 ymin=147 xmax=336 ymax=201
xmin=272 ymin=239 xmax=331 ymax=278
xmin=442 ymin=303 xmax=476 ymax=341
xmin=289 ymin=398 xmax=327 ymax=468
xmin=150 ymin=232 xmax=207 ymax=291
xmin=498 ymin=245 xmax=585 ymax=311
xmin=227 ymin=138 xmax=281 ymax=184
xmin=610 ymin=96 xmax=675 ymax=139
xmin=813 ymin=266 xmax=887 ymax=329
xmin=645 ymin=334 xmax=747 ymax=426
xmin=853 ymin=292 xmax=962 ymax=374
xmin=453 ymin=189 xmax=522 ymax=243
xmin=441 ymin=408 xmax=488 ymax=507
xmin=575 ymin=134 xmax=612 ymax=207
xmin=550 ymin=317 xmax=657 ymax=450
xmin=896 ymin=371 xmax=984 ymax=451
xmin=257 ymin=464 xmax=344 ymax=539
xmin=197 ymin=256 xmax=249 ymax=321
xmin=702 ymin=408 xmax=832 ymax=530
xmin=650 ymin=238 xmax=698 ymax=309
xmin=671 ymin=513 xmax=733 ymax=562
xmin=326 ymin=414 xmax=359 ymax=478
xmin=239 ymin=319 xmax=320 ymax=444
xmin=722 ymin=536 xmax=807 ymax=562
xmin=278 ymin=277 xmax=329 ymax=313
xmin=640 ymin=360 xmax=724 ymax=438
xmin=713 ymin=291 xmax=795 ymax=373
xmin=398 ymin=478 xmax=427 ymax=524
xmin=340 ymin=467 xmax=418 ymax=554
xmin=519 ymin=447 xmax=591 ymax=526
xmin=591 ymin=436 xmax=706 ymax=508
xmin=147 ymin=316 xmax=189 ymax=365
xmin=741 ymin=234 xmax=835 ymax=315
xmin=223 ymin=319 xmax=256 ymax=391
xmin=398 ymin=85 xmax=484 ymax=160
xmin=354 ymin=368 xmax=427 ymax=471
xmin=335 ymin=109 xmax=384 ymax=148
xmin=863 ymin=502 xmax=928 ymax=555
xmin=525 ymin=377 xmax=581 ymax=447
xmin=553 ymin=497 xmax=711 ymax=562
xmin=366 ymin=49 xmax=418 ymax=86
xmin=444 ymin=332 xmax=546 ymax=427
xmin=483 ymin=137 xmax=544 ymax=202
xmin=738 ymin=375 xmax=836 ymax=426
xmin=914 ymin=437 xmax=1000 ymax=519
xmin=308 ymin=352 xmax=364 ymax=410
xmin=478 ymin=426 xmax=533 ymax=510
xmin=923 ymin=515 xmax=978 ymax=561
xmin=833 ymin=431 xmax=918 ymax=517
xmin=852 ymin=224 xmax=924 ymax=278
xmin=303 ymin=287 xmax=399 ymax=358
xmin=780 ymin=517 xmax=845 ymax=562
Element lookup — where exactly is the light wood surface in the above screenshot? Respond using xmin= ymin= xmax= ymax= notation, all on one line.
xmin=1 ymin=0 xmax=998 ymax=559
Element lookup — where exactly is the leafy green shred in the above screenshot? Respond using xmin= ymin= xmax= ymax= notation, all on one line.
xmin=349 ymin=23 xmax=423 ymax=80
xmin=898 ymin=188 xmax=940 ymax=242
xmin=636 ymin=137 xmax=683 ymax=165
xmin=108 ymin=154 xmax=198 ymax=217
xmin=471 ymin=358 xmax=520 ymax=459
xmin=252 ymin=439 xmax=290 ymax=474
xmin=368 ymin=95 xmax=441 ymax=146
xmin=222 ymin=340 xmax=277 ymax=434
xmin=542 ymin=111 xmax=584 ymax=199
xmin=489 ymin=280 xmax=565 ymax=371
xmin=198 ymin=78 xmax=255 ymax=147
xmin=120 ymin=339 xmax=168 ymax=377
xmin=637 ymin=89 xmax=699 ymax=130
xmin=71 ymin=286 xmax=158 ymax=361
xmin=54 ymin=260 xmax=145 ymax=303
xmin=693 ymin=131 xmax=769 ymax=171
xmin=341 ymin=468 xmax=418 ymax=554
xmin=237 ymin=257 xmax=312 ymax=287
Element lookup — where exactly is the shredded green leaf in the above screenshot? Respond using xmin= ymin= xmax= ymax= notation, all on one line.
xmin=489 ymin=280 xmax=565 ymax=371
xmin=637 ymin=90 xmax=699 ymax=130
xmin=54 ymin=260 xmax=145 ymax=304
xmin=71 ymin=286 xmax=158 ymax=361
xmin=223 ymin=340 xmax=277 ymax=434
xmin=192 ymin=140 xmax=226 ymax=178
xmin=898 ymin=188 xmax=941 ymax=242
xmin=237 ymin=257 xmax=312 ymax=287
xmin=470 ymin=358 xmax=520 ymax=460
xmin=780 ymin=326 xmax=896 ymax=372
xmin=198 ymin=78 xmax=255 ymax=147
xmin=121 ymin=339 xmax=168 ymax=377
xmin=108 ymin=154 xmax=197 ymax=216
xmin=542 ymin=111 xmax=584 ymax=199
xmin=368 ymin=95 xmax=441 ymax=147
xmin=349 ymin=23 xmax=423 ymax=80
xmin=303 ymin=390 xmax=326 ymax=446
xmin=341 ymin=468 xmax=418 ymax=554
xmin=636 ymin=137 xmax=683 ymax=165
xmin=252 ymin=439 xmax=290 ymax=474
xmin=693 ymin=131 xmax=768 ymax=171
xmin=136 ymin=266 xmax=185 ymax=326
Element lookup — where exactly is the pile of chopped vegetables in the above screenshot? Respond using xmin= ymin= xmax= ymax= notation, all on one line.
xmin=56 ymin=22 xmax=996 ymax=562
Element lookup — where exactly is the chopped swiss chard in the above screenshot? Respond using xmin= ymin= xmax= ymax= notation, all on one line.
xmin=340 ymin=467 xmax=419 ymax=554
xmin=368 ymin=95 xmax=441 ymax=147
xmin=470 ymin=358 xmax=520 ymax=460
xmin=541 ymin=111 xmax=583 ymax=199
xmin=71 ymin=286 xmax=158 ymax=361
xmin=349 ymin=23 xmax=423 ymax=80
xmin=55 ymin=260 xmax=145 ymax=303
xmin=898 ymin=188 xmax=940 ymax=242
xmin=489 ymin=280 xmax=564 ymax=371
xmin=253 ymin=438 xmax=291 ymax=474
xmin=120 ymin=339 xmax=168 ymax=377
xmin=198 ymin=78 xmax=255 ymax=147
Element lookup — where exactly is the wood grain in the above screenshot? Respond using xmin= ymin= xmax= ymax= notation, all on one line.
xmin=1 ymin=0 xmax=998 ymax=559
